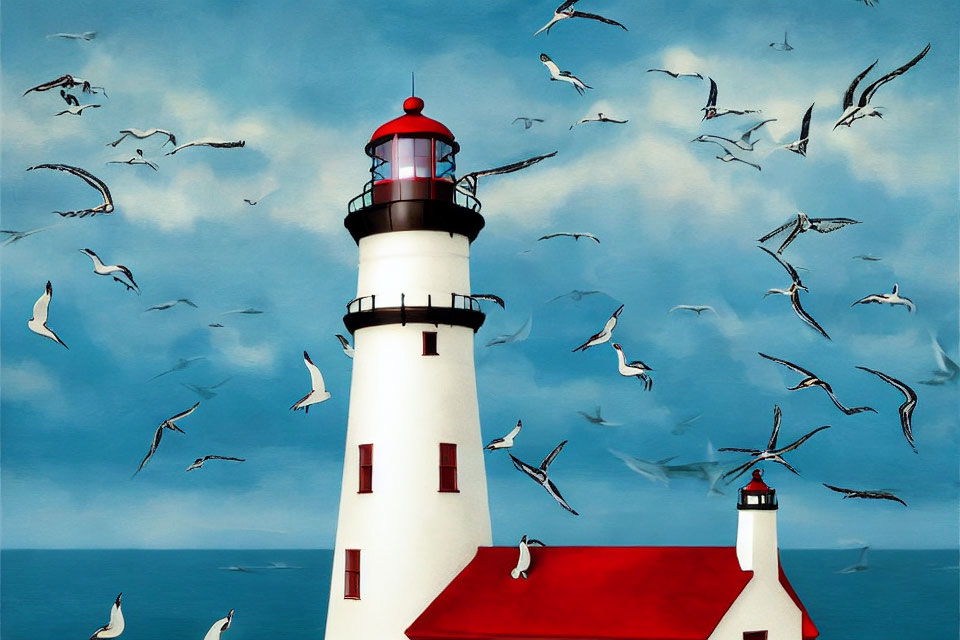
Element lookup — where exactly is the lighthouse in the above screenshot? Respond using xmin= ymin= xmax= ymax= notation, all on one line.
xmin=324 ymin=96 xmax=493 ymax=640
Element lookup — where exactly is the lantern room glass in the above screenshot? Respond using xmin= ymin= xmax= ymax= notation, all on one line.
xmin=370 ymin=136 xmax=457 ymax=183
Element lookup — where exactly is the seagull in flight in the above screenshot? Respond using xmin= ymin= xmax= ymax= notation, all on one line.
xmin=511 ymin=535 xmax=546 ymax=579
xmin=485 ymin=316 xmax=532 ymax=346
xmin=781 ymin=104 xmax=814 ymax=156
xmin=853 ymin=254 xmax=882 ymax=261
xmin=538 ymin=232 xmax=599 ymax=243
xmin=758 ymin=210 xmax=861 ymax=255
xmin=335 ymin=334 xmax=354 ymax=358
xmin=60 ymin=90 xmax=80 ymax=106
xmin=108 ymin=149 xmax=158 ymax=171
xmin=701 ymin=78 xmax=761 ymax=120
xmin=187 ymin=456 xmax=245 ymax=472
xmin=577 ymin=406 xmax=622 ymax=426
xmin=769 ymin=31 xmax=794 ymax=51
xmin=48 ymin=31 xmax=97 ymax=40
xmin=1 ymin=227 xmax=53 ymax=246
xmin=760 ymin=246 xmax=830 ymax=340
xmin=834 ymin=43 xmax=930 ymax=129
xmin=719 ymin=405 xmax=831 ymax=482
xmin=146 ymin=298 xmax=197 ymax=311
xmin=89 ymin=593 xmax=124 ymax=639
xmin=838 ymin=545 xmax=871 ymax=574
xmin=202 ymin=609 xmax=234 ymax=640
xmin=509 ymin=441 xmax=579 ymax=515
xmin=692 ymin=118 xmax=777 ymax=152
xmin=855 ymin=366 xmax=918 ymax=453
xmin=23 ymin=74 xmax=105 ymax=96
xmin=570 ymin=113 xmax=628 ymax=129
xmin=472 ymin=293 xmax=506 ymax=309
xmin=758 ymin=352 xmax=876 ymax=415
xmin=26 ymin=164 xmax=113 ymax=217
xmin=107 ymin=128 xmax=177 ymax=148
xmin=181 ymin=378 xmax=232 ymax=400
xmin=79 ymin=248 xmax=140 ymax=293
xmin=647 ymin=68 xmax=703 ymax=79
xmin=539 ymin=53 xmax=592 ymax=95
xmin=165 ymin=139 xmax=245 ymax=156
xmin=28 ymin=281 xmax=68 ymax=349
xmin=455 ymin=151 xmax=557 ymax=197
xmin=485 ymin=419 xmax=522 ymax=450
xmin=222 ymin=307 xmax=264 ymax=315
xmin=290 ymin=350 xmax=331 ymax=412
xmin=669 ymin=304 xmax=716 ymax=316
xmin=548 ymin=289 xmax=605 ymax=303
xmin=851 ymin=283 xmax=915 ymax=312
xmin=572 ymin=304 xmax=623 ymax=351
xmin=919 ymin=334 xmax=959 ymax=385
xmin=513 ymin=117 xmax=544 ymax=129
xmin=533 ymin=0 xmax=627 ymax=36
xmin=611 ymin=343 xmax=653 ymax=390
xmin=55 ymin=103 xmax=101 ymax=116
xmin=693 ymin=139 xmax=761 ymax=171
xmin=823 ymin=483 xmax=907 ymax=506
xmin=133 ymin=403 xmax=199 ymax=476
xmin=149 ymin=357 xmax=206 ymax=381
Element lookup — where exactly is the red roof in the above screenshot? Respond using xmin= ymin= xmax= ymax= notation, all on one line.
xmin=743 ymin=469 xmax=772 ymax=492
xmin=369 ymin=97 xmax=455 ymax=144
xmin=407 ymin=546 xmax=752 ymax=640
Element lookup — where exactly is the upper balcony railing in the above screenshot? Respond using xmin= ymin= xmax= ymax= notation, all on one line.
xmin=346 ymin=292 xmax=483 ymax=314
xmin=347 ymin=180 xmax=481 ymax=214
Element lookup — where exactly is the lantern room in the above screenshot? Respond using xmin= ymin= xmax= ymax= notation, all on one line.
xmin=738 ymin=469 xmax=778 ymax=510
xmin=365 ymin=96 xmax=459 ymax=204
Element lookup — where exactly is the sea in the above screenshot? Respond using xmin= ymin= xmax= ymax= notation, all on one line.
xmin=1 ymin=549 xmax=956 ymax=639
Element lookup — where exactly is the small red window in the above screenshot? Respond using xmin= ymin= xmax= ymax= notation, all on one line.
xmin=422 ymin=331 xmax=438 ymax=356
xmin=344 ymin=549 xmax=360 ymax=599
xmin=743 ymin=632 xmax=768 ymax=640
xmin=439 ymin=443 xmax=458 ymax=492
xmin=358 ymin=444 xmax=373 ymax=494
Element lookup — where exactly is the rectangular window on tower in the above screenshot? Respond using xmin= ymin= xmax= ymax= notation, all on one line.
xmin=422 ymin=331 xmax=438 ymax=356
xmin=743 ymin=632 xmax=768 ymax=640
xmin=344 ymin=549 xmax=360 ymax=599
xmin=439 ymin=443 xmax=458 ymax=492
xmin=358 ymin=444 xmax=373 ymax=494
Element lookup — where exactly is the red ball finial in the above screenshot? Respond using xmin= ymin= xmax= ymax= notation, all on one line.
xmin=403 ymin=96 xmax=424 ymax=115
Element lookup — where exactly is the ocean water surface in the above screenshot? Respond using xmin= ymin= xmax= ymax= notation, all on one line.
xmin=1 ymin=549 xmax=956 ymax=639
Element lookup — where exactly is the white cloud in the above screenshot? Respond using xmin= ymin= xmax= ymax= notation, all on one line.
xmin=2 ymin=358 xmax=59 ymax=400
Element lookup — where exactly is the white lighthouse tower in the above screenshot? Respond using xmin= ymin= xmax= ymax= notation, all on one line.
xmin=324 ymin=96 xmax=493 ymax=640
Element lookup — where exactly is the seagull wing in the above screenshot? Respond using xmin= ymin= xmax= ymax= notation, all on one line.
xmin=540 ymin=55 xmax=562 ymax=78
xmin=205 ymin=455 xmax=246 ymax=462
xmin=790 ymin=290 xmax=830 ymax=339
xmin=822 ymin=483 xmax=855 ymax=496
xmin=767 ymin=405 xmax=783 ymax=450
xmin=741 ymin=118 xmax=777 ymax=142
xmin=472 ymin=293 xmax=505 ymax=308
xmin=505 ymin=419 xmax=522 ymax=440
xmin=842 ymin=60 xmax=879 ymax=109
xmin=23 ymin=74 xmax=75 ymax=95
xmin=809 ymin=217 xmax=860 ymax=233
xmin=759 ymin=246 xmax=804 ymax=286
xmin=27 ymin=164 xmax=113 ymax=213
xmin=303 ymin=350 xmax=326 ymax=393
xmin=758 ymin=352 xmax=816 ymax=378
xmin=705 ymin=78 xmax=718 ymax=109
xmin=776 ymin=425 xmax=831 ymax=454
xmin=134 ymin=425 xmax=165 ymax=476
xmin=569 ymin=11 xmax=627 ymax=30
xmin=31 ymin=281 xmax=52 ymax=325
xmin=544 ymin=478 xmax=579 ymax=515
xmin=758 ymin=217 xmax=799 ymax=244
xmin=540 ymin=440 xmax=568 ymax=471
xmin=463 ymin=151 xmax=558 ymax=182
xmin=859 ymin=43 xmax=931 ymax=106
xmin=509 ymin=453 xmax=543 ymax=482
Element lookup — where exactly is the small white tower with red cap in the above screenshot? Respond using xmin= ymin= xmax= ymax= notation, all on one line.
xmin=323 ymin=96 xmax=493 ymax=640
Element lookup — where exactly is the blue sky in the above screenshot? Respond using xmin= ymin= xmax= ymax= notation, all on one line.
xmin=1 ymin=0 xmax=957 ymax=550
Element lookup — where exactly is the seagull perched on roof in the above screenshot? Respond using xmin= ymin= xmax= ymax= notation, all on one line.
xmin=133 ymin=403 xmax=199 ymax=477
xmin=509 ymin=441 xmax=579 ymax=515
xmin=646 ymin=68 xmax=703 ymax=79
xmin=79 ymin=248 xmax=139 ymax=293
xmin=89 ymin=592 xmax=124 ymax=639
xmin=759 ymin=210 xmax=860 ymax=255
xmin=851 ymin=283 xmax=915 ymax=312
xmin=165 ymin=139 xmax=245 ymax=156
xmin=611 ymin=343 xmax=653 ymax=390
xmin=335 ymin=334 xmax=354 ymax=358
xmin=290 ymin=351 xmax=331 ymax=412
xmin=485 ymin=419 xmax=522 ymax=450
xmin=855 ymin=366 xmax=918 ymax=453
xmin=719 ymin=405 xmax=830 ymax=482
xmin=456 ymin=151 xmax=557 ymax=197
xmin=511 ymin=535 xmax=546 ymax=579
xmin=202 ymin=609 xmax=234 ymax=640
xmin=28 ymin=281 xmax=68 ymax=349
xmin=533 ymin=0 xmax=627 ymax=36
xmin=701 ymin=78 xmax=760 ymax=120
xmin=513 ymin=117 xmax=544 ymax=129
xmin=569 ymin=113 xmax=628 ymax=129
xmin=769 ymin=31 xmax=794 ymax=51
xmin=758 ymin=352 xmax=876 ymax=415
xmin=834 ymin=43 xmax=930 ymax=129
xmin=107 ymin=128 xmax=177 ymax=148
xmin=823 ymin=483 xmax=907 ymax=506
xmin=186 ymin=456 xmax=245 ymax=472
xmin=538 ymin=232 xmax=599 ymax=243
xmin=572 ymin=304 xmax=623 ymax=352
xmin=759 ymin=246 xmax=830 ymax=340
xmin=26 ymin=164 xmax=114 ymax=217
xmin=539 ymin=53 xmax=592 ymax=95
